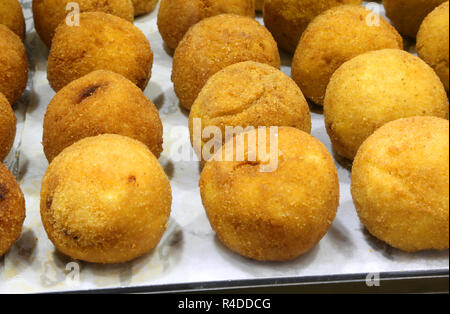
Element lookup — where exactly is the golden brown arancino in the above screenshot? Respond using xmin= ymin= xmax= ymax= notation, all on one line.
xmin=189 ymin=61 xmax=311 ymax=162
xmin=200 ymin=127 xmax=339 ymax=261
xmin=324 ymin=49 xmax=449 ymax=160
xmin=0 ymin=163 xmax=25 ymax=257
xmin=33 ymin=0 xmax=135 ymax=48
xmin=172 ymin=14 xmax=280 ymax=110
xmin=263 ymin=0 xmax=362 ymax=54
xmin=40 ymin=134 xmax=172 ymax=264
xmin=158 ymin=0 xmax=254 ymax=50
xmin=383 ymin=0 xmax=447 ymax=38
xmin=417 ymin=1 xmax=449 ymax=91
xmin=43 ymin=70 xmax=163 ymax=162
xmin=0 ymin=25 xmax=28 ymax=105
xmin=0 ymin=93 xmax=16 ymax=162
xmin=47 ymin=12 xmax=153 ymax=92
xmin=0 ymin=0 xmax=25 ymax=40
xmin=291 ymin=5 xmax=403 ymax=106
xmin=352 ymin=117 xmax=449 ymax=252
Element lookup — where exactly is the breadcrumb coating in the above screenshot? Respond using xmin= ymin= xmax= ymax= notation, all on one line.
xmin=0 ymin=93 xmax=16 ymax=162
xmin=0 ymin=0 xmax=25 ymax=40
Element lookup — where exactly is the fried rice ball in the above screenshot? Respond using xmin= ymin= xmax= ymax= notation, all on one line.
xmin=158 ymin=0 xmax=255 ymax=50
xmin=200 ymin=127 xmax=339 ymax=261
xmin=417 ymin=2 xmax=449 ymax=91
xmin=291 ymin=5 xmax=403 ymax=106
xmin=0 ymin=0 xmax=25 ymax=40
xmin=43 ymin=70 xmax=163 ymax=163
xmin=189 ymin=61 xmax=311 ymax=162
xmin=47 ymin=12 xmax=153 ymax=92
xmin=132 ymin=0 xmax=159 ymax=16
xmin=0 ymin=93 xmax=16 ymax=162
xmin=255 ymin=0 xmax=264 ymax=11
xmin=172 ymin=14 xmax=280 ymax=110
xmin=32 ymin=0 xmax=135 ymax=48
xmin=383 ymin=0 xmax=447 ymax=38
xmin=263 ymin=0 xmax=362 ymax=54
xmin=40 ymin=134 xmax=172 ymax=264
xmin=324 ymin=49 xmax=449 ymax=161
xmin=0 ymin=163 xmax=25 ymax=257
xmin=352 ymin=117 xmax=449 ymax=252
xmin=0 ymin=25 xmax=28 ymax=105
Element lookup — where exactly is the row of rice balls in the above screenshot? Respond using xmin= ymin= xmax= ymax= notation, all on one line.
xmin=0 ymin=1 xmax=448 ymax=263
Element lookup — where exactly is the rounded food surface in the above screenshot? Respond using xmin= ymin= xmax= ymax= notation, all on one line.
xmin=352 ymin=116 xmax=449 ymax=252
xmin=200 ymin=127 xmax=339 ymax=261
xmin=0 ymin=92 xmax=16 ymax=162
xmin=40 ymin=134 xmax=172 ymax=264
xmin=47 ymin=12 xmax=153 ymax=92
xmin=43 ymin=70 xmax=163 ymax=162
xmin=0 ymin=0 xmax=25 ymax=39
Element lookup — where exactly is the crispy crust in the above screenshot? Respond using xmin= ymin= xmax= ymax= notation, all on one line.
xmin=132 ymin=0 xmax=158 ymax=16
xmin=0 ymin=163 xmax=25 ymax=257
xmin=352 ymin=117 xmax=449 ymax=252
xmin=383 ymin=0 xmax=447 ymax=38
xmin=0 ymin=25 xmax=28 ymax=105
xmin=0 ymin=93 xmax=16 ymax=162
xmin=43 ymin=70 xmax=163 ymax=162
xmin=200 ymin=127 xmax=339 ymax=261
xmin=0 ymin=0 xmax=25 ymax=40
xmin=33 ymin=0 xmax=135 ymax=48
xmin=189 ymin=61 xmax=311 ymax=161
xmin=263 ymin=0 xmax=362 ymax=54
xmin=324 ymin=49 xmax=449 ymax=160
xmin=158 ymin=0 xmax=255 ymax=50
xmin=172 ymin=14 xmax=280 ymax=110
xmin=47 ymin=12 xmax=152 ymax=92
xmin=291 ymin=5 xmax=403 ymax=105
xmin=417 ymin=2 xmax=449 ymax=91
xmin=40 ymin=134 xmax=172 ymax=264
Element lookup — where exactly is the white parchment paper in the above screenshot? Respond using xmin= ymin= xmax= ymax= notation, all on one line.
xmin=1 ymin=1 xmax=448 ymax=293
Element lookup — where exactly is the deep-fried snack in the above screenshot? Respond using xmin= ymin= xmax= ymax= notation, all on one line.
xmin=189 ymin=61 xmax=311 ymax=161
xmin=32 ymin=0 xmax=134 ymax=48
xmin=43 ymin=70 xmax=163 ymax=162
xmin=47 ymin=12 xmax=153 ymax=92
xmin=291 ymin=5 xmax=402 ymax=105
xmin=0 ymin=0 xmax=25 ymax=40
xmin=40 ymin=134 xmax=172 ymax=264
xmin=0 ymin=163 xmax=25 ymax=257
xmin=263 ymin=0 xmax=362 ymax=54
xmin=172 ymin=14 xmax=280 ymax=110
xmin=352 ymin=117 xmax=449 ymax=252
xmin=324 ymin=49 xmax=449 ymax=160
xmin=158 ymin=0 xmax=254 ymax=50
xmin=200 ymin=127 xmax=339 ymax=261
xmin=0 ymin=93 xmax=16 ymax=162
xmin=417 ymin=1 xmax=449 ymax=91
xmin=132 ymin=0 xmax=159 ymax=16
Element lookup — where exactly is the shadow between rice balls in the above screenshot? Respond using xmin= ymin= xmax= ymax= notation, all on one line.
xmin=43 ymin=70 xmax=163 ymax=162
xmin=172 ymin=14 xmax=281 ymax=110
xmin=0 ymin=93 xmax=16 ymax=162
xmin=417 ymin=2 xmax=450 ymax=92
xmin=291 ymin=5 xmax=403 ymax=106
xmin=383 ymin=0 xmax=447 ymax=38
xmin=0 ymin=25 xmax=28 ymax=105
xmin=40 ymin=134 xmax=172 ymax=264
xmin=0 ymin=0 xmax=25 ymax=40
xmin=200 ymin=127 xmax=339 ymax=262
xmin=158 ymin=0 xmax=255 ymax=50
xmin=189 ymin=61 xmax=311 ymax=162
xmin=32 ymin=0 xmax=135 ymax=48
xmin=0 ymin=163 xmax=26 ymax=257
xmin=263 ymin=0 xmax=362 ymax=54
xmin=324 ymin=49 xmax=449 ymax=161
xmin=352 ymin=117 xmax=449 ymax=252
xmin=47 ymin=12 xmax=153 ymax=92
xmin=133 ymin=0 xmax=159 ymax=16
